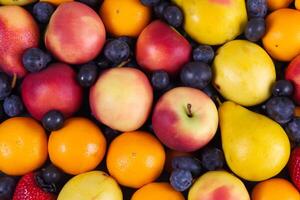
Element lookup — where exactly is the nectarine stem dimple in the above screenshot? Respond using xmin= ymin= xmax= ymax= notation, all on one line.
xmin=187 ymin=103 xmax=193 ymax=117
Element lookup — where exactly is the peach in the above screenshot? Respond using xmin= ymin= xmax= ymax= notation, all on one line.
xmin=21 ymin=63 xmax=83 ymax=120
xmin=0 ymin=6 xmax=39 ymax=77
xmin=188 ymin=171 xmax=250 ymax=200
xmin=152 ymin=87 xmax=218 ymax=152
xmin=286 ymin=54 xmax=300 ymax=105
xmin=45 ymin=2 xmax=106 ymax=64
xmin=90 ymin=67 xmax=153 ymax=132
xmin=136 ymin=20 xmax=192 ymax=74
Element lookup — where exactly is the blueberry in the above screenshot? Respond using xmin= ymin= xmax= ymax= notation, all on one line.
xmin=33 ymin=2 xmax=55 ymax=24
xmin=172 ymin=156 xmax=201 ymax=176
xmin=180 ymin=62 xmax=212 ymax=89
xmin=22 ymin=48 xmax=52 ymax=72
xmin=117 ymin=36 xmax=135 ymax=49
xmin=272 ymin=80 xmax=294 ymax=97
xmin=77 ymin=63 xmax=98 ymax=87
xmin=266 ymin=97 xmax=295 ymax=124
xmin=41 ymin=164 xmax=63 ymax=184
xmin=154 ymin=1 xmax=169 ymax=19
xmin=0 ymin=176 xmax=16 ymax=200
xmin=245 ymin=18 xmax=265 ymax=42
xmin=104 ymin=39 xmax=130 ymax=64
xmin=201 ymin=148 xmax=224 ymax=171
xmin=140 ymin=0 xmax=160 ymax=6
xmin=3 ymin=95 xmax=23 ymax=117
xmin=151 ymin=71 xmax=170 ymax=90
xmin=42 ymin=110 xmax=64 ymax=132
xmin=286 ymin=117 xmax=300 ymax=143
xmin=247 ymin=0 xmax=267 ymax=18
xmin=0 ymin=73 xmax=11 ymax=101
xmin=163 ymin=5 xmax=183 ymax=28
xmin=170 ymin=169 xmax=193 ymax=192
xmin=96 ymin=56 xmax=111 ymax=69
xmin=193 ymin=45 xmax=215 ymax=64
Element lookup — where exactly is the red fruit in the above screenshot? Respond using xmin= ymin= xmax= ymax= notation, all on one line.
xmin=13 ymin=173 xmax=56 ymax=200
xmin=285 ymin=54 xmax=300 ymax=105
xmin=289 ymin=147 xmax=300 ymax=190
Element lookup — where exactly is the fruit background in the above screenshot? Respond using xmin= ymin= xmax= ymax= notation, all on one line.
xmin=0 ymin=0 xmax=300 ymax=199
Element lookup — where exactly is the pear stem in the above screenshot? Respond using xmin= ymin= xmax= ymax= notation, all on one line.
xmin=187 ymin=103 xmax=193 ymax=117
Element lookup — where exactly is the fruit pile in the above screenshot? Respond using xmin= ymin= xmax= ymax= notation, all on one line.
xmin=1 ymin=0 xmax=300 ymax=199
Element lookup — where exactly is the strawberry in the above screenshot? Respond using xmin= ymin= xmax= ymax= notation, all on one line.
xmin=13 ymin=172 xmax=56 ymax=200
xmin=289 ymin=147 xmax=300 ymax=190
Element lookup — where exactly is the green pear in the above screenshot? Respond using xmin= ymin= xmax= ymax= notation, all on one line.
xmin=219 ymin=101 xmax=290 ymax=182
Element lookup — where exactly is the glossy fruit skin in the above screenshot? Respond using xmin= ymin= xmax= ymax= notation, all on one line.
xmin=193 ymin=45 xmax=214 ymax=64
xmin=32 ymin=2 xmax=55 ymax=23
xmin=40 ymin=164 xmax=63 ymax=185
xmin=3 ymin=95 xmax=24 ymax=117
xmin=131 ymin=182 xmax=185 ymax=200
xmin=40 ymin=0 xmax=73 ymax=5
xmin=100 ymin=0 xmax=151 ymax=37
xmin=247 ymin=0 xmax=267 ymax=18
xmin=263 ymin=9 xmax=300 ymax=61
xmin=77 ymin=63 xmax=98 ymax=87
xmin=104 ymin=39 xmax=130 ymax=64
xmin=289 ymin=147 xmax=300 ymax=190
xmin=180 ymin=62 xmax=212 ymax=90
xmin=151 ymin=71 xmax=170 ymax=90
xmin=286 ymin=118 xmax=300 ymax=143
xmin=13 ymin=173 xmax=56 ymax=200
xmin=265 ymin=97 xmax=295 ymax=124
xmin=272 ymin=80 xmax=294 ymax=97
xmin=0 ymin=176 xmax=16 ymax=200
xmin=48 ymin=118 xmax=106 ymax=175
xmin=252 ymin=178 xmax=300 ymax=200
xmin=154 ymin=1 xmax=169 ymax=18
xmin=163 ymin=5 xmax=183 ymax=28
xmin=0 ymin=117 xmax=48 ymax=176
xmin=0 ymin=73 xmax=11 ymax=100
xmin=170 ymin=169 xmax=193 ymax=192
xmin=267 ymin=0 xmax=293 ymax=10
xmin=42 ymin=110 xmax=64 ymax=132
xmin=107 ymin=131 xmax=165 ymax=188
xmin=285 ymin=55 xmax=300 ymax=105
xmin=200 ymin=148 xmax=225 ymax=171
xmin=172 ymin=156 xmax=201 ymax=176
xmin=22 ymin=48 xmax=52 ymax=72
xmin=245 ymin=18 xmax=265 ymax=42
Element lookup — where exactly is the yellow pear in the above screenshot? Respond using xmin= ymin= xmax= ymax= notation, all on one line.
xmin=219 ymin=101 xmax=290 ymax=182
xmin=213 ymin=40 xmax=276 ymax=106
xmin=0 ymin=0 xmax=36 ymax=5
xmin=172 ymin=0 xmax=247 ymax=45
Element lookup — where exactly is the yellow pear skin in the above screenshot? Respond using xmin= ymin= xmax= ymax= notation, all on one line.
xmin=0 ymin=0 xmax=36 ymax=5
xmin=219 ymin=101 xmax=290 ymax=182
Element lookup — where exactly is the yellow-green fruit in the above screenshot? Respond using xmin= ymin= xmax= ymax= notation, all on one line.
xmin=219 ymin=101 xmax=290 ymax=182
xmin=58 ymin=171 xmax=123 ymax=200
xmin=172 ymin=0 xmax=247 ymax=45
xmin=0 ymin=0 xmax=36 ymax=5
xmin=213 ymin=40 xmax=276 ymax=106
xmin=188 ymin=171 xmax=250 ymax=200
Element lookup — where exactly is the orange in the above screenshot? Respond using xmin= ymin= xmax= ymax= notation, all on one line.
xmin=106 ymin=131 xmax=165 ymax=188
xmin=262 ymin=9 xmax=300 ymax=61
xmin=267 ymin=0 xmax=293 ymax=10
xmin=40 ymin=0 xmax=73 ymax=6
xmin=296 ymin=0 xmax=300 ymax=10
xmin=0 ymin=117 xmax=48 ymax=176
xmin=131 ymin=182 xmax=185 ymax=200
xmin=48 ymin=117 xmax=106 ymax=175
xmin=100 ymin=0 xmax=151 ymax=37
xmin=252 ymin=178 xmax=300 ymax=200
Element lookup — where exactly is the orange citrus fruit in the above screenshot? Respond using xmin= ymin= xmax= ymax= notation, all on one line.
xmin=252 ymin=178 xmax=300 ymax=200
xmin=40 ymin=0 xmax=73 ymax=6
xmin=106 ymin=131 xmax=165 ymax=188
xmin=267 ymin=0 xmax=293 ymax=10
xmin=131 ymin=182 xmax=185 ymax=200
xmin=263 ymin=8 xmax=300 ymax=61
xmin=48 ymin=117 xmax=106 ymax=175
xmin=296 ymin=0 xmax=300 ymax=10
xmin=100 ymin=0 xmax=151 ymax=37
xmin=0 ymin=117 xmax=48 ymax=176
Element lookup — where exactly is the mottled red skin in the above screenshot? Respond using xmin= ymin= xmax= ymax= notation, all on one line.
xmin=0 ymin=6 xmax=39 ymax=77
xmin=136 ymin=20 xmax=192 ymax=74
xmin=21 ymin=63 xmax=83 ymax=120
xmin=45 ymin=2 xmax=106 ymax=64
xmin=286 ymin=55 xmax=300 ymax=105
